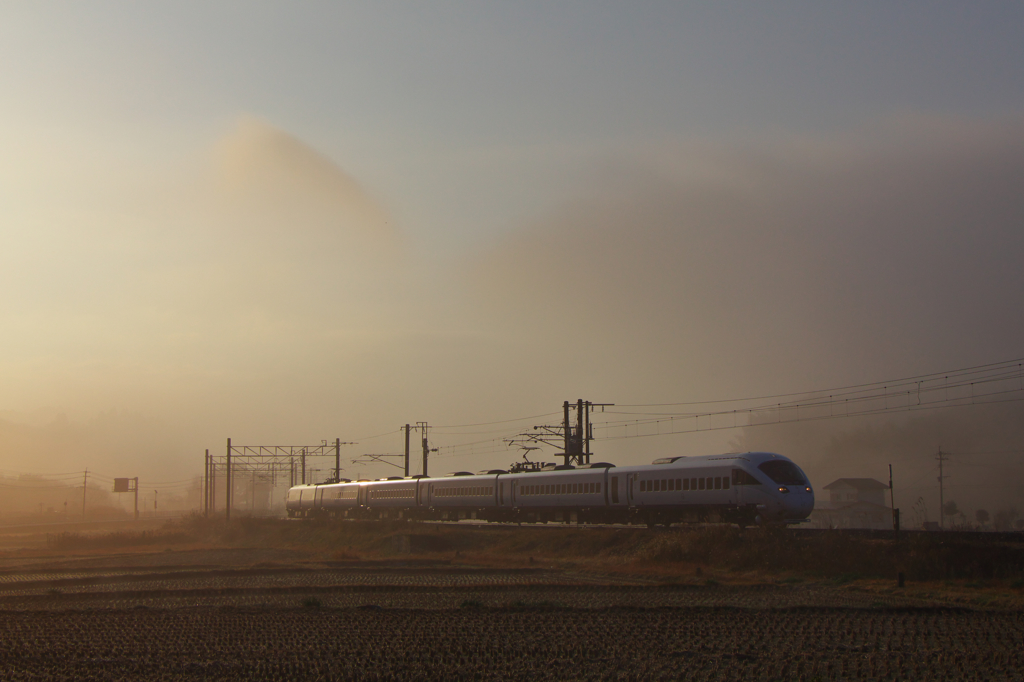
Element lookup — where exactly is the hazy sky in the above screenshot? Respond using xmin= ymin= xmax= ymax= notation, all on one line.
xmin=2 ymin=3 xmax=1023 ymax=510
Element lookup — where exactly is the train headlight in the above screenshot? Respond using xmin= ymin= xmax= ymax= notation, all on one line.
xmin=805 ymin=487 xmax=811 ymax=493
xmin=778 ymin=486 xmax=789 ymax=494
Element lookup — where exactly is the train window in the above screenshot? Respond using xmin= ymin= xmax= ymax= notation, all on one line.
xmin=660 ymin=480 xmax=666 ymax=491
xmin=706 ymin=477 xmax=713 ymax=490
xmin=698 ymin=478 xmax=705 ymax=490
xmin=668 ymin=479 xmax=674 ymax=491
xmin=682 ymin=479 xmax=689 ymax=491
xmin=729 ymin=466 xmax=761 ymax=483
xmin=714 ymin=477 xmax=721 ymax=490
xmin=640 ymin=480 xmax=646 ymax=492
xmin=675 ymin=479 xmax=682 ymax=490
xmin=758 ymin=460 xmax=806 ymax=485
xmin=722 ymin=478 xmax=729 ymax=490
xmin=597 ymin=483 xmax=602 ymax=494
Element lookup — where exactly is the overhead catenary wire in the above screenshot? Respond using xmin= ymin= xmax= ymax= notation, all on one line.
xmin=611 ymin=358 xmax=1024 ymax=408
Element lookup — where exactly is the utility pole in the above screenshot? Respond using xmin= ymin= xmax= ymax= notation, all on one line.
xmin=301 ymin=448 xmax=306 ymax=485
xmin=937 ymin=448 xmax=948 ymax=529
xmin=226 ymin=438 xmax=232 ymax=521
xmin=335 ymin=438 xmax=341 ymax=483
xmin=417 ymin=422 xmax=436 ymax=477
xmin=561 ymin=400 xmax=614 ymax=466
xmin=889 ymin=464 xmax=898 ymax=536
xmin=82 ymin=469 xmax=88 ymax=517
xmin=203 ymin=450 xmax=209 ymax=518
xmin=404 ymin=424 xmax=411 ymax=477
xmin=563 ymin=401 xmax=572 ymax=465
xmin=290 ymin=457 xmax=294 ymax=488
xmin=210 ymin=459 xmax=216 ymax=516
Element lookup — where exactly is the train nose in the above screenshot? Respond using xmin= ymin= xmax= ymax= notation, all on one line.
xmin=784 ymin=486 xmax=814 ymax=520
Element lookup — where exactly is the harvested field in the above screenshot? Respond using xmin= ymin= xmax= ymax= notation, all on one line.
xmin=2 ymin=606 xmax=1022 ymax=681
xmin=1 ymin=518 xmax=1022 ymax=679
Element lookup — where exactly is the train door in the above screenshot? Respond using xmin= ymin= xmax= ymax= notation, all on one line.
xmin=315 ymin=487 xmax=324 ymax=512
xmin=730 ymin=469 xmax=742 ymax=509
xmin=610 ymin=475 xmax=619 ymax=504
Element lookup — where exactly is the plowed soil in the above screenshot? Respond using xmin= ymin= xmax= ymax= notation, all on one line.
xmin=3 ymin=607 xmax=1022 ymax=681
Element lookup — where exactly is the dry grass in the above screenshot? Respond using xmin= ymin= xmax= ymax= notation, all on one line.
xmin=29 ymin=516 xmax=1024 ymax=589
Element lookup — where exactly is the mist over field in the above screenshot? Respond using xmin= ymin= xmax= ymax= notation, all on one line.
xmin=2 ymin=115 xmax=1023 ymax=519
xmin=2 ymin=4 xmax=1024 ymax=521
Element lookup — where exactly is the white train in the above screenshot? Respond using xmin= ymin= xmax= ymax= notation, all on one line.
xmin=285 ymin=451 xmax=814 ymax=527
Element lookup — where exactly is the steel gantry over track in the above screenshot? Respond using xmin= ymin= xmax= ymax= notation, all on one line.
xmin=203 ymin=438 xmax=355 ymax=520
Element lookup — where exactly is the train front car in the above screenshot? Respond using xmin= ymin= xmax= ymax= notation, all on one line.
xmin=629 ymin=452 xmax=814 ymax=527
xmin=741 ymin=452 xmax=814 ymax=525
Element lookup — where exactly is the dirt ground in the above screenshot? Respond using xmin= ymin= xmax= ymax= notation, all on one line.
xmin=1 ymin=518 xmax=1022 ymax=680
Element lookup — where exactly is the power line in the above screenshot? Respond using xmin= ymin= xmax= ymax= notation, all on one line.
xmin=612 ymin=357 xmax=1024 ymax=408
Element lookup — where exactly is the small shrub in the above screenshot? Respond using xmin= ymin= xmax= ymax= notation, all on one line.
xmin=301 ymin=597 xmax=322 ymax=609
